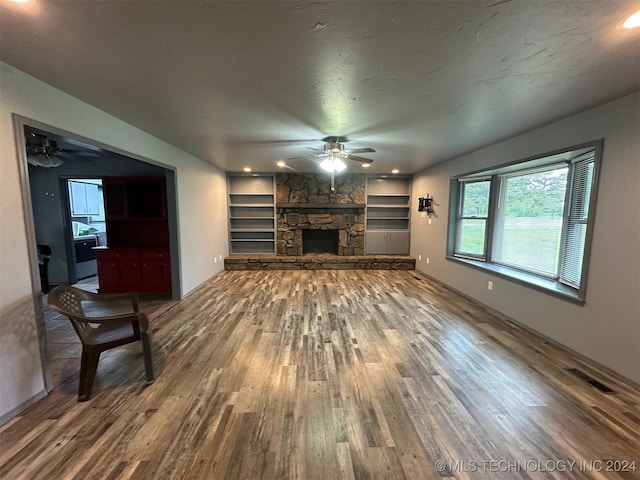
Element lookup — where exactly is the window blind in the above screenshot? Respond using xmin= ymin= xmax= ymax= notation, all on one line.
xmin=559 ymin=155 xmax=594 ymax=288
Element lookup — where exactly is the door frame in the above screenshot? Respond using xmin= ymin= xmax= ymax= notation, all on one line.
xmin=13 ymin=114 xmax=182 ymax=393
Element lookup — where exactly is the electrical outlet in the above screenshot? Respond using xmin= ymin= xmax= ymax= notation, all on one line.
xmin=488 ymin=281 xmax=493 ymax=290
xmin=426 ymin=257 xmax=430 ymax=264
xmin=428 ymin=218 xmax=432 ymax=225
xmin=219 ymin=254 xmax=223 ymax=261
xmin=418 ymin=254 xmax=422 ymax=261
xmin=214 ymin=257 xmax=217 ymax=263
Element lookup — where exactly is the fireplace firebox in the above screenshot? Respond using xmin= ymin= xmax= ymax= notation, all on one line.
xmin=302 ymin=230 xmax=339 ymax=255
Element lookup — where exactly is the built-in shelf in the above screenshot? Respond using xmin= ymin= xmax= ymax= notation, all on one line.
xmin=228 ymin=174 xmax=276 ymax=254
xmin=366 ymin=175 xmax=411 ymax=254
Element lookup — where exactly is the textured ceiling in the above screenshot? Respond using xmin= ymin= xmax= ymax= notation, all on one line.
xmin=1 ymin=1 xmax=639 ymax=174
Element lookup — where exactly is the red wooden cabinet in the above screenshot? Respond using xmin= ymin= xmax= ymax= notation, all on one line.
xmin=119 ymin=251 xmax=143 ymax=289
xmin=96 ymin=250 xmax=121 ymax=291
xmin=97 ymin=176 xmax=172 ymax=294
xmin=96 ymin=248 xmax=171 ymax=294
xmin=140 ymin=250 xmax=171 ymax=290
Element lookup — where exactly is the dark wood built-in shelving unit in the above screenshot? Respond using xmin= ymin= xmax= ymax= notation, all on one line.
xmin=95 ymin=176 xmax=171 ymax=293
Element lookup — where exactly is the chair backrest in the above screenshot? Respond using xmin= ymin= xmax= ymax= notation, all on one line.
xmin=49 ymin=285 xmax=85 ymax=314
xmin=48 ymin=286 xmax=94 ymax=340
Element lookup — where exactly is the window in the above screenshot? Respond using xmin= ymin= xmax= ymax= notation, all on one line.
xmin=447 ymin=142 xmax=601 ymax=303
xmin=455 ymin=179 xmax=490 ymax=258
xmin=493 ymin=165 xmax=568 ymax=277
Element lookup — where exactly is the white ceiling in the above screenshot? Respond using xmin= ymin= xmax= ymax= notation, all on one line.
xmin=1 ymin=1 xmax=639 ymax=174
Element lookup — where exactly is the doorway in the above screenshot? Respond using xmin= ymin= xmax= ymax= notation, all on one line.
xmin=68 ymin=178 xmax=105 ymax=284
xmin=16 ymin=116 xmax=181 ymax=393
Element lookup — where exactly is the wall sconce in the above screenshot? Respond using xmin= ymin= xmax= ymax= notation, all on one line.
xmin=418 ymin=194 xmax=434 ymax=217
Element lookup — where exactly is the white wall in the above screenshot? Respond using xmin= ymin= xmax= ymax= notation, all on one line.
xmin=411 ymin=92 xmax=640 ymax=384
xmin=0 ymin=62 xmax=228 ymax=421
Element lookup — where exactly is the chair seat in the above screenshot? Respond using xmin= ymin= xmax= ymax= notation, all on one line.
xmin=81 ymin=299 xmax=136 ymax=317
xmin=83 ymin=322 xmax=137 ymax=346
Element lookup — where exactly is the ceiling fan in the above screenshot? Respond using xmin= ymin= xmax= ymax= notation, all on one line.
xmin=25 ymin=132 xmax=103 ymax=168
xmin=286 ymin=136 xmax=376 ymax=191
xmin=305 ymin=136 xmax=376 ymax=172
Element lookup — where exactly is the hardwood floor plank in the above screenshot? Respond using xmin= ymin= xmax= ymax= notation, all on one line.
xmin=2 ymin=270 xmax=638 ymax=479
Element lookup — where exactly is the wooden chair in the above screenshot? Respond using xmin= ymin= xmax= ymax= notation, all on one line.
xmin=47 ymin=285 xmax=155 ymax=401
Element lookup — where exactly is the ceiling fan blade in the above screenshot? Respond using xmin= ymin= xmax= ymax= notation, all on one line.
xmin=347 ymin=154 xmax=374 ymax=164
xmin=279 ymin=163 xmax=298 ymax=171
xmin=228 ymin=138 xmax=321 ymax=147
xmin=348 ymin=148 xmax=376 ymax=154
xmin=306 ymin=147 xmax=330 ymax=157
xmin=55 ymin=151 xmax=101 ymax=159
xmin=58 ymin=138 xmax=106 ymax=154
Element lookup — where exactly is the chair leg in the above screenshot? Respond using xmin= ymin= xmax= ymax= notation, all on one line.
xmin=141 ymin=332 xmax=155 ymax=385
xmin=78 ymin=347 xmax=100 ymax=402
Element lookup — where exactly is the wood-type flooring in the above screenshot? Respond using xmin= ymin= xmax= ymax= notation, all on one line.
xmin=1 ymin=270 xmax=638 ymax=479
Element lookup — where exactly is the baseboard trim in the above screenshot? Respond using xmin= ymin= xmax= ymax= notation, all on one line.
xmin=182 ymin=268 xmax=226 ymax=300
xmin=414 ymin=269 xmax=640 ymax=391
xmin=0 ymin=389 xmax=47 ymax=427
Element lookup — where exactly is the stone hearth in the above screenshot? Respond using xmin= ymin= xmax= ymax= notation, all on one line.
xmin=225 ymin=254 xmax=415 ymax=271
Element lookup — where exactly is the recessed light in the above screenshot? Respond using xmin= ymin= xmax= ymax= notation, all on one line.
xmin=391 ymin=169 xmax=399 ymax=174
xmin=361 ymin=163 xmax=370 ymax=168
xmin=9 ymin=0 xmax=30 ymax=3
xmin=276 ymin=161 xmax=286 ymax=167
xmin=623 ymin=10 xmax=640 ymax=28
xmin=243 ymin=167 xmax=252 ymax=172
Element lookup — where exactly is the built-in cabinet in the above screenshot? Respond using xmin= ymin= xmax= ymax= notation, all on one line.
xmin=227 ymin=174 xmax=276 ymax=254
xmin=96 ymin=248 xmax=171 ymax=293
xmin=365 ymin=175 xmax=411 ymax=254
xmin=69 ymin=180 xmax=101 ymax=216
xmin=95 ymin=177 xmax=171 ymax=293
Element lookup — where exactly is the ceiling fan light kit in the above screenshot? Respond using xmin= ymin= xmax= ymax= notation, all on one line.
xmin=320 ymin=157 xmax=347 ymax=173
xmin=296 ymin=136 xmax=377 ymax=173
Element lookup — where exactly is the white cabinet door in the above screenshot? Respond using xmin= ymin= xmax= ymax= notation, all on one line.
xmin=84 ymin=183 xmax=101 ymax=215
xmin=70 ymin=181 xmax=101 ymax=216
xmin=70 ymin=181 xmax=88 ymax=215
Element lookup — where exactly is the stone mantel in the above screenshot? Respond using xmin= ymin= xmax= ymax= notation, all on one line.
xmin=277 ymin=203 xmax=365 ymax=209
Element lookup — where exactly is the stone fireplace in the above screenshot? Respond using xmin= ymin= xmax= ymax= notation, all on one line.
xmin=276 ymin=173 xmax=365 ymax=255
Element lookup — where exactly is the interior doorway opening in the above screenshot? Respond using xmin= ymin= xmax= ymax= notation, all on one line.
xmin=68 ymin=178 xmax=105 ymax=283
xmin=17 ymin=116 xmax=180 ymax=395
